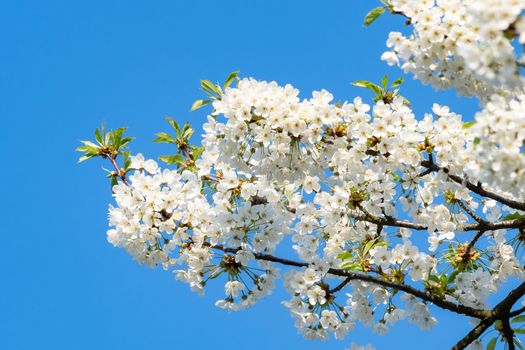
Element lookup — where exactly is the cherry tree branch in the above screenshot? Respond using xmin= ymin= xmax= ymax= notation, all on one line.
xmin=451 ymin=281 xmax=525 ymax=349
xmin=206 ymin=243 xmax=488 ymax=319
xmin=421 ymin=160 xmax=525 ymax=212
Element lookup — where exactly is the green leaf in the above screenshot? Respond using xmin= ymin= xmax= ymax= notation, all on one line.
xmin=486 ymin=337 xmax=497 ymax=350
xmin=78 ymin=155 xmax=95 ymax=163
xmin=165 ymin=116 xmax=181 ymax=136
xmin=352 ymin=80 xmax=382 ymax=96
xmin=79 ymin=140 xmax=100 ymax=149
xmin=95 ymin=128 xmax=103 ymax=144
xmin=112 ymin=127 xmax=127 ymax=149
xmin=200 ymin=80 xmax=221 ymax=97
xmin=364 ymin=7 xmax=386 ymax=26
xmin=159 ymin=154 xmax=185 ymax=165
xmin=448 ymin=270 xmax=460 ymax=283
xmin=190 ymin=145 xmax=205 ymax=159
xmin=514 ymin=328 xmax=525 ymax=334
xmin=391 ymin=77 xmax=404 ymax=88
xmin=191 ymin=99 xmax=212 ymax=111
xmin=337 ymin=252 xmax=353 ymax=260
xmin=513 ymin=316 xmax=525 ymax=323
xmin=381 ymin=75 xmax=388 ymax=89
xmin=153 ymin=132 xmax=177 ymax=144
xmin=515 ymin=336 xmax=525 ymax=350
xmin=362 ymin=238 xmax=378 ymax=256
xmin=340 ymin=262 xmax=362 ymax=271
xmin=181 ymin=126 xmax=194 ymax=140
xmin=110 ymin=175 xmax=118 ymax=189
xmin=462 ymin=121 xmax=476 ymax=129
xmin=224 ymin=70 xmax=239 ymax=89
xmin=428 ymin=275 xmax=440 ymax=283
xmin=503 ymin=212 xmax=525 ymax=221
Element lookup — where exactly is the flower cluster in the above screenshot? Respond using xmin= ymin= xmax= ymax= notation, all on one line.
xmin=97 ymin=77 xmax=525 ymax=346
xmin=382 ymin=0 xmax=525 ymax=99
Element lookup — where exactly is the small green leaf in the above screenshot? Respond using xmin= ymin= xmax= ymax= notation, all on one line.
xmin=503 ymin=213 xmax=525 ymax=221
xmin=78 ymin=155 xmax=94 ymax=163
xmin=110 ymin=175 xmax=118 ymax=189
xmin=95 ymin=128 xmax=103 ymax=144
xmin=448 ymin=270 xmax=460 ymax=283
xmin=514 ymin=328 xmax=525 ymax=334
xmin=486 ymin=337 xmax=497 ymax=350
xmin=200 ymin=80 xmax=221 ymax=97
xmin=364 ymin=7 xmax=386 ymax=26
xmin=158 ymin=154 xmax=185 ymax=165
xmin=181 ymin=127 xmax=194 ymax=140
xmin=224 ymin=70 xmax=239 ymax=89
xmin=191 ymin=99 xmax=212 ymax=111
xmin=153 ymin=132 xmax=177 ymax=144
xmin=340 ymin=262 xmax=362 ymax=271
xmin=462 ymin=121 xmax=476 ymax=129
xmin=337 ymin=252 xmax=353 ymax=260
xmin=381 ymin=75 xmax=388 ymax=89
xmin=190 ymin=145 xmax=205 ymax=159
xmin=362 ymin=238 xmax=378 ymax=256
xmin=165 ymin=117 xmax=181 ymax=136
xmin=352 ymin=80 xmax=382 ymax=96
xmin=391 ymin=77 xmax=404 ymax=88
xmin=515 ymin=336 xmax=525 ymax=350
xmin=512 ymin=316 xmax=525 ymax=323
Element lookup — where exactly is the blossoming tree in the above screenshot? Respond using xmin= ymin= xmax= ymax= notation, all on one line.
xmin=78 ymin=1 xmax=525 ymax=349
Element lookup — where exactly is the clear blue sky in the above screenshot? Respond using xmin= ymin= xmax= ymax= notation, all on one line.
xmin=1 ymin=1 xmax=490 ymax=349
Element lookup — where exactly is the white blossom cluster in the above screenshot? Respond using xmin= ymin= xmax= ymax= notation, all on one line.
xmin=382 ymin=0 xmax=525 ymax=98
xmin=103 ymin=77 xmax=525 ymax=343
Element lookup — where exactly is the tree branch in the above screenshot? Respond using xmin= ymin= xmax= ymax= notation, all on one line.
xmin=421 ymin=160 xmax=525 ymax=212
xmin=502 ymin=317 xmax=516 ymax=350
xmin=451 ymin=281 xmax=525 ymax=349
xmin=206 ymin=243 xmax=487 ymax=319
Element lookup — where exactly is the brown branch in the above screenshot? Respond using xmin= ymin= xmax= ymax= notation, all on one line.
xmin=206 ymin=243 xmax=487 ymax=319
xmin=502 ymin=317 xmax=516 ymax=350
xmin=352 ymin=211 xmax=525 ymax=233
xmin=452 ymin=281 xmax=525 ymax=349
xmin=421 ymin=160 xmax=525 ymax=212
xmin=451 ymin=317 xmax=495 ymax=350
xmin=510 ymin=306 xmax=525 ymax=318
xmin=108 ymin=155 xmax=130 ymax=186
xmin=365 ymin=149 xmax=525 ymax=211
xmin=329 ymin=277 xmax=352 ymax=294
xmin=457 ymin=200 xmax=486 ymax=224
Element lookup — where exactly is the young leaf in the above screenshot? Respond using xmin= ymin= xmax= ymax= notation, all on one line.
xmin=337 ymin=252 xmax=353 ymax=260
xmin=190 ymin=145 xmax=205 ymax=159
xmin=153 ymin=132 xmax=177 ymax=144
xmin=165 ymin=116 xmax=181 ymax=136
xmin=486 ymin=337 xmax=497 ymax=350
xmin=462 ymin=121 xmax=476 ymax=129
xmin=224 ymin=71 xmax=239 ymax=89
xmin=513 ymin=316 xmax=525 ymax=323
xmin=95 ymin=128 xmax=103 ymax=145
xmin=158 ymin=154 xmax=185 ymax=165
xmin=352 ymin=80 xmax=382 ymax=95
xmin=340 ymin=261 xmax=363 ymax=271
xmin=391 ymin=77 xmax=404 ymax=88
xmin=364 ymin=7 xmax=386 ymax=27
xmin=381 ymin=75 xmax=388 ymax=89
xmin=191 ymin=99 xmax=212 ymax=111
xmin=503 ymin=212 xmax=525 ymax=221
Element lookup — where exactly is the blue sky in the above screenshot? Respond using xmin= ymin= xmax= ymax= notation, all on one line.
xmin=0 ymin=1 xmax=492 ymax=349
